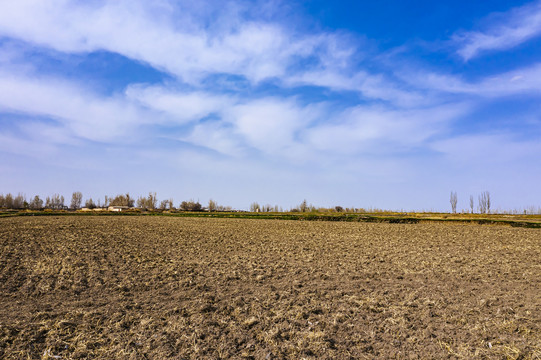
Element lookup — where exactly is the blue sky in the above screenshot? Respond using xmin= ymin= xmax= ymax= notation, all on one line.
xmin=1 ymin=0 xmax=540 ymax=211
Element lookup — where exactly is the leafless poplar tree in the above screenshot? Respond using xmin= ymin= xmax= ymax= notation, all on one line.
xmin=250 ymin=202 xmax=261 ymax=212
xmin=136 ymin=193 xmax=157 ymax=210
xmin=208 ymin=199 xmax=217 ymax=212
xmin=13 ymin=193 xmax=25 ymax=209
xmin=45 ymin=194 xmax=64 ymax=210
xmin=469 ymin=195 xmax=474 ymax=214
xmin=450 ymin=191 xmax=458 ymax=214
xmin=70 ymin=191 xmax=83 ymax=210
xmin=159 ymin=199 xmax=169 ymax=210
xmin=29 ymin=195 xmax=43 ymax=210
xmin=148 ymin=192 xmax=157 ymax=210
xmin=478 ymin=191 xmax=491 ymax=214
xmin=136 ymin=196 xmax=145 ymax=209
xmin=4 ymin=193 xmax=14 ymax=209
xmin=85 ymin=198 xmax=96 ymax=209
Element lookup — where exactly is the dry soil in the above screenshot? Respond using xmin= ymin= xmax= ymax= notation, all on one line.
xmin=0 ymin=216 xmax=540 ymax=359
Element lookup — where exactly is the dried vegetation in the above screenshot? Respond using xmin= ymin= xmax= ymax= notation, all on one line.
xmin=0 ymin=216 xmax=540 ymax=359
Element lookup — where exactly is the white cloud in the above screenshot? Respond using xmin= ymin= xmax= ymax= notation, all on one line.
xmin=126 ymin=85 xmax=326 ymax=158
xmin=126 ymin=85 xmax=232 ymax=123
xmin=285 ymin=70 xmax=429 ymax=107
xmin=0 ymin=71 xmax=150 ymax=142
xmin=121 ymin=81 xmax=473 ymax=160
xmin=401 ymin=62 xmax=541 ymax=97
xmin=305 ymin=103 xmax=470 ymax=155
xmin=226 ymin=98 xmax=322 ymax=154
xmin=184 ymin=121 xmax=244 ymax=157
xmin=453 ymin=0 xmax=541 ymax=60
xmin=0 ymin=0 xmax=434 ymax=110
xmin=0 ymin=0 xmax=352 ymax=86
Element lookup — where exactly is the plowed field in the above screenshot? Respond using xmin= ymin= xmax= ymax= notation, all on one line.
xmin=0 ymin=216 xmax=540 ymax=359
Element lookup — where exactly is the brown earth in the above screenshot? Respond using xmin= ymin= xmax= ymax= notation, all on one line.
xmin=0 ymin=216 xmax=540 ymax=359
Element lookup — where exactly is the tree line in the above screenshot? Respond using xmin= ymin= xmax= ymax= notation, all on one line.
xmin=450 ymin=190 xmax=492 ymax=214
xmin=0 ymin=192 xmax=232 ymax=212
xmin=0 ymin=193 xmax=366 ymax=213
xmin=1 ymin=190 xmax=538 ymax=214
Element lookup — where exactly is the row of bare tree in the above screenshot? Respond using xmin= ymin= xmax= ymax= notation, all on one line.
xmin=0 ymin=192 xmax=230 ymax=212
xmin=250 ymin=200 xmax=368 ymax=213
xmin=450 ymin=191 xmax=491 ymax=214
xmin=0 ymin=193 xmax=68 ymax=210
xmin=0 ymin=190 xmax=502 ymax=214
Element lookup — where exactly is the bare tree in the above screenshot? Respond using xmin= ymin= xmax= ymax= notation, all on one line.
xmin=70 ymin=191 xmax=83 ymax=210
xmin=478 ymin=193 xmax=485 ymax=214
xmin=45 ymin=194 xmax=64 ymax=210
xmin=469 ymin=195 xmax=474 ymax=214
xmin=136 ymin=196 xmax=145 ymax=209
xmin=299 ymin=199 xmax=308 ymax=213
xmin=13 ymin=193 xmax=26 ymax=209
xmin=4 ymin=193 xmax=14 ymax=209
xmin=148 ymin=192 xmax=157 ymax=210
xmin=450 ymin=191 xmax=458 ymax=214
xmin=126 ymin=193 xmax=133 ymax=207
xmin=109 ymin=193 xmax=135 ymax=207
xmin=179 ymin=200 xmax=202 ymax=211
xmin=478 ymin=191 xmax=491 ymax=214
xmin=136 ymin=192 xmax=157 ymax=210
xmin=208 ymin=199 xmax=217 ymax=212
xmin=250 ymin=202 xmax=261 ymax=212
xmin=85 ymin=198 xmax=96 ymax=209
xmin=161 ymin=197 xmax=175 ymax=210
xmin=159 ymin=199 xmax=169 ymax=210
xmin=29 ymin=195 xmax=44 ymax=210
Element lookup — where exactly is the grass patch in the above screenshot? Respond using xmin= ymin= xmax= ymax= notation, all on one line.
xmin=1 ymin=209 xmax=540 ymax=228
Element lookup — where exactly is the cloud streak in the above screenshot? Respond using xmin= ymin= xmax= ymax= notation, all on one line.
xmin=0 ymin=0 xmax=353 ymax=86
xmin=0 ymin=70 xmax=150 ymax=142
xmin=453 ymin=0 xmax=541 ymax=60
xmin=400 ymin=62 xmax=541 ymax=97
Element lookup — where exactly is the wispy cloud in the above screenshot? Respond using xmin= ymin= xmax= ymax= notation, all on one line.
xmin=304 ymin=103 xmax=471 ymax=155
xmin=400 ymin=62 xmax=541 ymax=97
xmin=0 ymin=0 xmax=352 ymax=86
xmin=0 ymin=70 xmax=151 ymax=142
xmin=453 ymin=0 xmax=541 ymax=60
